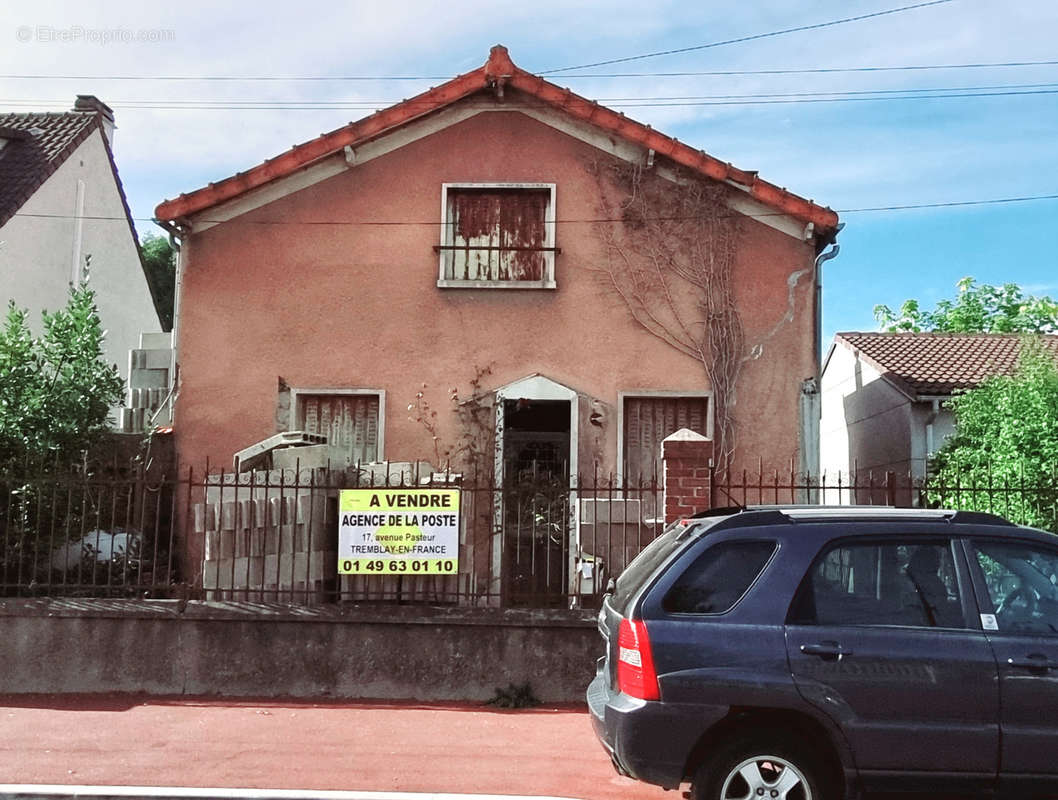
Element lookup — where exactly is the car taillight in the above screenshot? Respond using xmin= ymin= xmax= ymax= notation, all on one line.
xmin=616 ymin=617 xmax=659 ymax=701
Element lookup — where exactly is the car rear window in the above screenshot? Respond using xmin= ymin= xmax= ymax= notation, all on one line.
xmin=662 ymin=540 xmax=776 ymax=614
xmin=610 ymin=518 xmax=719 ymax=614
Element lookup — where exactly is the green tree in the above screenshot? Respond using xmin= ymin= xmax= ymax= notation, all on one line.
xmin=928 ymin=340 xmax=1058 ymax=531
xmin=0 ymin=275 xmax=125 ymax=470
xmin=875 ymin=277 xmax=1058 ymax=333
xmin=140 ymin=232 xmax=175 ymax=331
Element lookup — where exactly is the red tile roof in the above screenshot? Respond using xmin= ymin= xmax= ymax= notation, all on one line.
xmin=835 ymin=332 xmax=1058 ymax=397
xmin=155 ymin=45 xmax=838 ymax=234
xmin=0 ymin=110 xmax=101 ymax=228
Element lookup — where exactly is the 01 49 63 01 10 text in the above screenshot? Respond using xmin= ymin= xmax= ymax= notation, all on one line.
xmin=339 ymin=558 xmax=456 ymax=575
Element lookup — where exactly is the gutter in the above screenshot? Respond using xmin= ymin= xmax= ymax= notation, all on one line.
xmin=154 ymin=217 xmax=184 ymax=252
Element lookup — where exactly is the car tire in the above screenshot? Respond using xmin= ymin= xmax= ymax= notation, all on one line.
xmin=692 ymin=735 xmax=828 ymax=800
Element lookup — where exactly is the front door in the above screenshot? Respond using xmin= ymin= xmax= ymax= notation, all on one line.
xmin=502 ymin=399 xmax=570 ymax=606
xmin=785 ymin=537 xmax=999 ymax=793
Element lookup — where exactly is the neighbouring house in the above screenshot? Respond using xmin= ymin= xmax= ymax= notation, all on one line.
xmin=154 ymin=46 xmax=839 ymax=603
xmin=0 ymin=96 xmax=171 ymax=431
xmin=820 ymin=331 xmax=1058 ymax=502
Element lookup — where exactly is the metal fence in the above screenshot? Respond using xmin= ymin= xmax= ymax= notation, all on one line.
xmin=0 ymin=464 xmax=179 ymax=598
xmin=711 ymin=463 xmax=1058 ymax=533
xmin=192 ymin=463 xmax=668 ymax=608
xmin=3 ymin=461 xmax=1055 ymax=604
xmin=0 ymin=463 xmax=666 ymax=607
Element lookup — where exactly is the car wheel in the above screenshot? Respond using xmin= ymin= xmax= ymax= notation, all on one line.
xmin=693 ymin=737 xmax=826 ymax=800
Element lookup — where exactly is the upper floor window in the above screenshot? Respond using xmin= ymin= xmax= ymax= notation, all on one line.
xmin=437 ymin=183 xmax=556 ymax=289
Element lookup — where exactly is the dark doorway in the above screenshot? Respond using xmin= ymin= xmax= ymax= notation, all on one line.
xmin=502 ymin=399 xmax=571 ymax=606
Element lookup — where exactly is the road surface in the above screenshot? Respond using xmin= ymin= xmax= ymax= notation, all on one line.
xmin=0 ymin=696 xmax=672 ymax=800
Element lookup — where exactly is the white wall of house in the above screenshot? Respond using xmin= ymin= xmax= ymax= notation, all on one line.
xmin=0 ymin=129 xmax=160 ymax=384
xmin=909 ymin=401 xmax=957 ymax=477
xmin=820 ymin=343 xmax=915 ymax=502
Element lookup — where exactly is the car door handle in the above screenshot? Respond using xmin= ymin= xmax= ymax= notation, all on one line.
xmin=1007 ymin=654 xmax=1054 ymax=672
xmin=800 ymin=642 xmax=853 ymax=661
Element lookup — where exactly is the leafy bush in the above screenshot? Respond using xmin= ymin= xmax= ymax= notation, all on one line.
xmin=0 ymin=270 xmax=124 ymax=470
xmin=0 ymin=268 xmax=131 ymax=592
xmin=927 ymin=340 xmax=1058 ymax=531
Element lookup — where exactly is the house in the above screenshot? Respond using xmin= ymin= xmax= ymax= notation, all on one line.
xmin=155 ymin=45 xmax=839 ymax=490
xmin=0 ymin=96 xmax=170 ymax=430
xmin=820 ymin=331 xmax=1058 ymax=500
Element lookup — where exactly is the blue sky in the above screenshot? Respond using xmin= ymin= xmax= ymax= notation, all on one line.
xmin=2 ymin=0 xmax=1056 ymax=345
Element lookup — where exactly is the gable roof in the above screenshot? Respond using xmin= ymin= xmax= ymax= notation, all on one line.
xmin=0 ymin=97 xmax=168 ymax=329
xmin=0 ymin=108 xmax=101 ymax=228
xmin=155 ymin=45 xmax=838 ymax=235
xmin=834 ymin=331 xmax=1058 ymax=398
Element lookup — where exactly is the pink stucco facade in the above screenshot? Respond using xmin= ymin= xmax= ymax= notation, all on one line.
xmin=172 ymin=105 xmax=822 ymax=479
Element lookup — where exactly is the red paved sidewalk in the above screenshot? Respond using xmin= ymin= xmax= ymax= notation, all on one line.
xmin=0 ymin=696 xmax=670 ymax=800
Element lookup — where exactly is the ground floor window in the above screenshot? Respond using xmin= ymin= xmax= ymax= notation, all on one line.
xmin=621 ymin=394 xmax=711 ymax=483
xmin=295 ymin=390 xmax=382 ymax=464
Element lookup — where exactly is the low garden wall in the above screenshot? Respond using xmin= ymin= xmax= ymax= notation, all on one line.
xmin=0 ymin=600 xmax=598 ymax=703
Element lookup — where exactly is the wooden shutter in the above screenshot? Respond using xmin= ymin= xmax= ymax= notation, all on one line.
xmin=623 ymin=396 xmax=708 ymax=483
xmin=447 ymin=188 xmax=548 ymax=281
xmin=300 ymin=394 xmax=380 ymax=464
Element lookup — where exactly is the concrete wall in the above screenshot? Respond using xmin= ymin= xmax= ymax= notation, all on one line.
xmin=0 ymin=600 xmax=597 ymax=703
xmin=173 ymin=99 xmax=822 ymax=479
xmin=0 ymin=130 xmax=161 ymax=380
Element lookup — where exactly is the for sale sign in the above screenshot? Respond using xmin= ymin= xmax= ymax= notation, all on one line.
xmin=338 ymin=489 xmax=460 ymax=575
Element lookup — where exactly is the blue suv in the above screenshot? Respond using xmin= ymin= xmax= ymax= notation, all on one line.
xmin=587 ymin=507 xmax=1058 ymax=800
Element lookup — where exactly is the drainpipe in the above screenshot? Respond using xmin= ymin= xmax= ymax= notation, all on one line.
xmin=153 ymin=217 xmax=185 ymax=341
xmin=153 ymin=217 xmax=187 ymax=427
xmin=925 ymin=398 xmax=941 ymax=460
xmin=70 ymin=179 xmax=86 ymax=284
xmin=814 ymin=222 xmax=844 ymax=363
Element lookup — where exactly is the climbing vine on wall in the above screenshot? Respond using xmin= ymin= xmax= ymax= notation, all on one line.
xmin=590 ymin=157 xmax=744 ymax=466
xmin=408 ymin=364 xmax=498 ymax=479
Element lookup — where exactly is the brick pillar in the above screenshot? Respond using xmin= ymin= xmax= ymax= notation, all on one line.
xmin=662 ymin=429 xmax=714 ymax=524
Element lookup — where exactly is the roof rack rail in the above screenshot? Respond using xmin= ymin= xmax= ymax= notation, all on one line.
xmin=690 ymin=504 xmax=1017 ymax=525
xmin=689 ymin=506 xmax=746 ymax=519
xmin=947 ymin=510 xmax=1017 ymax=527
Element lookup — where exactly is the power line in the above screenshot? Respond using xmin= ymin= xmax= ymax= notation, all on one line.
xmin=559 ymin=59 xmax=1058 ymax=78
xmin=839 ymin=194 xmax=1058 ymax=213
xmin=6 ymin=86 xmax=1057 ymax=112
xmin=11 ymin=192 xmax=1058 ymax=227
xmin=607 ymin=88 xmax=1058 ymax=107
xmin=539 ymin=0 xmax=958 ymax=74
xmin=0 ymin=73 xmax=453 ymax=83
xmin=597 ymin=82 xmax=1058 ymax=100
xmin=7 ymin=81 xmax=1058 ymax=108
xmin=2 ymin=58 xmax=1056 ymax=83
